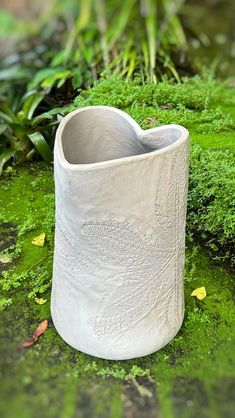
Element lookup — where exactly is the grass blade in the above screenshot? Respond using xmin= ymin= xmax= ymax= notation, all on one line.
xmin=107 ymin=0 xmax=136 ymax=49
xmin=143 ymin=0 xmax=157 ymax=81
xmin=22 ymin=93 xmax=44 ymax=120
xmin=76 ymin=0 xmax=92 ymax=31
xmin=0 ymin=149 xmax=15 ymax=175
xmin=94 ymin=0 xmax=110 ymax=67
xmin=28 ymin=132 xmax=51 ymax=163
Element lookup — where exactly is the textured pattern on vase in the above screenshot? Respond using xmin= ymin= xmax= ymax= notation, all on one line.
xmin=54 ymin=139 xmax=188 ymax=339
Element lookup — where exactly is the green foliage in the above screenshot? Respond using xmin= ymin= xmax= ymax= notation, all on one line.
xmin=84 ymin=362 xmax=150 ymax=381
xmin=73 ymin=75 xmax=220 ymax=110
xmin=0 ymin=0 xmax=194 ymax=168
xmin=186 ymin=307 xmax=211 ymax=324
xmin=184 ymin=245 xmax=199 ymax=283
xmin=51 ymin=0 xmax=187 ymax=79
xmin=0 ymin=297 xmax=12 ymax=311
xmin=0 ymin=92 xmax=60 ymax=169
xmin=188 ymin=145 xmax=235 ymax=266
xmin=2 ymin=74 xmax=234 ymax=170
xmin=70 ymin=76 xmax=234 ymax=136
xmin=1 ymin=0 xmax=187 ymax=81
xmin=1 ymin=0 xmax=234 ymax=168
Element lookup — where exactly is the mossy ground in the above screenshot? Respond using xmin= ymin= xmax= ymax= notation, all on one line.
xmin=0 ymin=78 xmax=235 ymax=418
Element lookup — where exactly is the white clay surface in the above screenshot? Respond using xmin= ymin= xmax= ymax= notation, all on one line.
xmin=51 ymin=106 xmax=189 ymax=360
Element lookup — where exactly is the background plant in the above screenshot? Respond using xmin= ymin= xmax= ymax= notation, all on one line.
xmin=0 ymin=0 xmax=188 ymax=168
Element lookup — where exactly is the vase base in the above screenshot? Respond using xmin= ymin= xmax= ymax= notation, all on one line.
xmin=51 ymin=309 xmax=184 ymax=360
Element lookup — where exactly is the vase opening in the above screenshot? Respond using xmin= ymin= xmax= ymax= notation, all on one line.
xmin=60 ymin=107 xmax=184 ymax=165
xmin=61 ymin=108 xmax=147 ymax=165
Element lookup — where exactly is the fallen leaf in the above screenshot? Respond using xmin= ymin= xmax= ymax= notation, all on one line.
xmin=141 ymin=116 xmax=157 ymax=127
xmin=22 ymin=338 xmax=35 ymax=348
xmin=31 ymin=233 xmax=45 ymax=247
xmin=22 ymin=319 xmax=48 ymax=348
xmin=159 ymin=104 xmax=172 ymax=110
xmin=35 ymin=297 xmax=47 ymax=305
xmin=191 ymin=286 xmax=206 ymax=300
xmin=33 ymin=319 xmax=48 ymax=339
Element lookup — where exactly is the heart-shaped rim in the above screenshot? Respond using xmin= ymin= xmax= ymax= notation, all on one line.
xmin=55 ymin=106 xmax=189 ymax=171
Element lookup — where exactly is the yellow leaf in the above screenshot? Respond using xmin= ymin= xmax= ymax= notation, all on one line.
xmin=32 ymin=233 xmax=45 ymax=247
xmin=35 ymin=298 xmax=47 ymax=305
xmin=191 ymin=286 xmax=206 ymax=300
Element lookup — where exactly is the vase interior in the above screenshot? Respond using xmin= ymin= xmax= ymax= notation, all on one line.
xmin=61 ymin=108 xmax=182 ymax=164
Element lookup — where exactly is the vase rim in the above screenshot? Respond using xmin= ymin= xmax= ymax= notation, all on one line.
xmin=55 ymin=105 xmax=189 ymax=171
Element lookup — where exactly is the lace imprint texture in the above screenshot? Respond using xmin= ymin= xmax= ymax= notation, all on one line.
xmin=54 ymin=141 xmax=188 ymax=337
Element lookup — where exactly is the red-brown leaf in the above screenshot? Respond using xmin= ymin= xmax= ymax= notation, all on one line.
xmin=22 ymin=338 xmax=35 ymax=348
xmin=33 ymin=319 xmax=48 ymax=339
xmin=21 ymin=319 xmax=48 ymax=348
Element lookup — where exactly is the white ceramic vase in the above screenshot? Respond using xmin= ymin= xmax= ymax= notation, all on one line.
xmin=51 ymin=106 xmax=189 ymax=360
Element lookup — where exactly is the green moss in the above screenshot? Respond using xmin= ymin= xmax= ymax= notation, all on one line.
xmin=66 ymin=76 xmax=235 ymax=152
xmin=188 ymin=146 xmax=235 ymax=265
xmin=0 ymin=165 xmax=235 ymax=417
xmin=0 ymin=164 xmax=54 ymax=300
